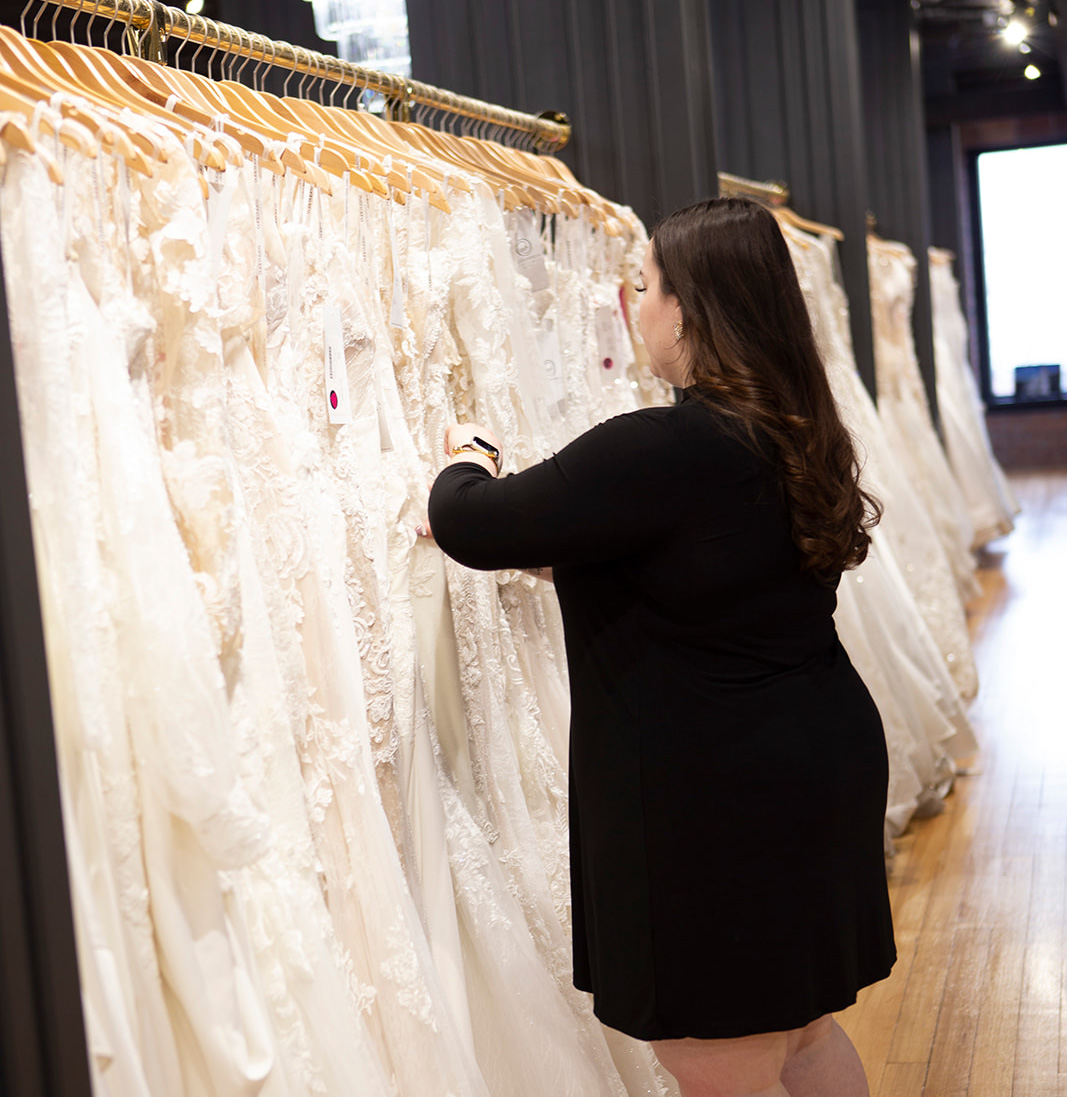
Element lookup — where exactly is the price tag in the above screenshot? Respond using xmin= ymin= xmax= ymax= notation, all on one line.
xmin=387 ymin=194 xmax=406 ymax=329
xmin=323 ymin=305 xmax=352 ymax=424
xmin=595 ymin=303 xmax=623 ymax=377
xmin=206 ymin=169 xmax=237 ymax=279
xmin=509 ymin=208 xmax=549 ymax=292
xmin=537 ymin=324 xmax=567 ymax=415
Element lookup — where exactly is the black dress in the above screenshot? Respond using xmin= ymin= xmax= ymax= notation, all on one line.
xmin=428 ymin=392 xmax=895 ymax=1042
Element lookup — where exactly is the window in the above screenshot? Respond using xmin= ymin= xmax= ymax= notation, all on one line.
xmin=310 ymin=0 xmax=411 ymax=78
xmin=973 ymin=142 xmax=1067 ymax=405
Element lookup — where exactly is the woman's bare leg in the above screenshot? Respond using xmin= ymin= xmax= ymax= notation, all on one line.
xmin=652 ymin=1033 xmax=790 ymax=1097
xmin=779 ymin=1016 xmax=870 ymax=1097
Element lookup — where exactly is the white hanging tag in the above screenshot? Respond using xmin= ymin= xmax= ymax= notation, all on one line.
xmin=537 ymin=321 xmax=567 ymax=415
xmin=510 ymin=207 xmax=549 ymax=292
xmin=373 ymin=371 xmax=394 ymax=452
xmin=387 ymin=191 xmax=406 ymax=329
xmin=323 ymin=304 xmax=352 ymax=425
xmin=251 ymin=157 xmax=266 ymax=290
xmin=206 ymin=169 xmax=237 ymax=278
xmin=595 ymin=303 xmax=624 ymax=378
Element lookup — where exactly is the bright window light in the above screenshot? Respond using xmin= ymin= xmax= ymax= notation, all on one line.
xmin=1004 ymin=20 xmax=1028 ymax=44
xmin=1024 ymin=63 xmax=1042 ymax=79
xmin=976 ymin=143 xmax=1067 ymax=399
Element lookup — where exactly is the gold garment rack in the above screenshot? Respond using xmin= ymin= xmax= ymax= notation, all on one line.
xmin=26 ymin=0 xmax=572 ymax=152
xmin=718 ymin=171 xmax=844 ymax=242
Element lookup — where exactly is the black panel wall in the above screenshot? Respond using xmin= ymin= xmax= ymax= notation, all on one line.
xmin=856 ymin=0 xmax=939 ymax=424
xmin=707 ymin=0 xmax=878 ymax=397
xmin=406 ymin=0 xmax=720 ymax=229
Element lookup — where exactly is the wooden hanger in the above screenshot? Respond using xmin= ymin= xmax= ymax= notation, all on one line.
xmin=0 ymin=30 xmax=154 ymax=175
xmin=773 ymin=206 xmax=845 ymax=242
xmin=0 ymin=105 xmax=62 ymax=183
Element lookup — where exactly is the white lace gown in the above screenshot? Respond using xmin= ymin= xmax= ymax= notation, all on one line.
xmin=2 ymin=140 xmax=184 ymax=1097
xmin=783 ymin=225 xmax=978 ymax=833
xmin=928 ymin=248 xmax=1018 ymax=548
xmin=867 ymin=238 xmax=980 ymax=607
xmin=4 ymin=103 xmax=676 ymax=1096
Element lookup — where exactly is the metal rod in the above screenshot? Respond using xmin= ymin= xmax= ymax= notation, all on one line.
xmin=43 ymin=0 xmax=572 ymax=149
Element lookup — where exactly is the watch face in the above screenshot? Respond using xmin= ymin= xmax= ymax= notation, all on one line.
xmin=472 ymin=435 xmax=500 ymax=460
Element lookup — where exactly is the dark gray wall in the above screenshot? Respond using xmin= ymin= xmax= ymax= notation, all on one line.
xmin=707 ymin=0 xmax=878 ymax=396
xmin=856 ymin=0 xmax=939 ymax=424
xmin=406 ymin=0 xmax=720 ymax=229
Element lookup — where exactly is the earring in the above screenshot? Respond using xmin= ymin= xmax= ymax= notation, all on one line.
xmin=673 ymin=319 xmax=684 ymax=341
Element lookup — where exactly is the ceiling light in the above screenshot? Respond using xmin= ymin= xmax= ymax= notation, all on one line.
xmin=1024 ymin=63 xmax=1042 ymax=79
xmin=1004 ymin=19 xmax=1029 ymax=43
xmin=185 ymin=0 xmax=204 ymax=12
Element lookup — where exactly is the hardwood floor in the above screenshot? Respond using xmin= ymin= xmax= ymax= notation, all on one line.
xmin=839 ymin=470 xmax=1067 ymax=1096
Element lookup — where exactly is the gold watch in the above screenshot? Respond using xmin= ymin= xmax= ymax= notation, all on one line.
xmin=450 ymin=435 xmax=501 ymax=474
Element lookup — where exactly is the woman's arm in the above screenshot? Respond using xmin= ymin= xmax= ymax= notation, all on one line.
xmin=427 ymin=408 xmax=684 ymax=572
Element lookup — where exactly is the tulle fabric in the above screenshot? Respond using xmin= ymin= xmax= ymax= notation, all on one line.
xmin=928 ymin=249 xmax=1018 ymax=548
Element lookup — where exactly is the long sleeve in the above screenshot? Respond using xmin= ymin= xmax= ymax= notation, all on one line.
xmin=428 ymin=407 xmax=689 ymax=571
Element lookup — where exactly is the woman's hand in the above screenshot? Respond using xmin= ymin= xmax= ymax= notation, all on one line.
xmin=443 ymin=422 xmax=502 ymax=476
xmin=417 ymin=425 xmax=503 ymax=541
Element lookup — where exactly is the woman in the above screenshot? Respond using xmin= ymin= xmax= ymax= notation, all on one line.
xmin=426 ymin=197 xmax=895 ymax=1097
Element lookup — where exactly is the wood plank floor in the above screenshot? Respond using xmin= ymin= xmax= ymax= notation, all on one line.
xmin=839 ymin=470 xmax=1067 ymax=1096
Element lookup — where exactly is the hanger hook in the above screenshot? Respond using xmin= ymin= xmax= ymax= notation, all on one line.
xmin=281 ymin=43 xmax=296 ymax=96
xmin=204 ymin=17 xmax=222 ymax=80
xmin=392 ymin=72 xmax=406 ymax=122
xmin=311 ymin=49 xmax=323 ymax=104
xmin=248 ymin=32 xmax=265 ymax=90
xmin=218 ymin=23 xmax=232 ymax=81
xmin=189 ymin=15 xmax=208 ymax=74
xmin=265 ymin=38 xmax=278 ymax=94
xmin=217 ymin=22 xmax=232 ymax=82
xmin=213 ymin=21 xmax=226 ymax=80
xmin=84 ymin=0 xmax=103 ymax=45
xmin=227 ymin=26 xmax=242 ymax=81
xmin=342 ymin=63 xmax=358 ymax=110
xmin=327 ymin=57 xmax=340 ymax=107
xmin=295 ymin=46 xmax=311 ymax=100
xmin=319 ymin=53 xmax=330 ymax=105
xmin=234 ymin=28 xmax=249 ymax=82
xmin=234 ymin=28 xmax=252 ymax=83
xmin=30 ymin=0 xmax=45 ymax=40
xmin=171 ymin=9 xmax=190 ymax=70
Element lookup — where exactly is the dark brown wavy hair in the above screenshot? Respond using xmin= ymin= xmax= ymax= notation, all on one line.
xmin=652 ymin=196 xmax=881 ymax=581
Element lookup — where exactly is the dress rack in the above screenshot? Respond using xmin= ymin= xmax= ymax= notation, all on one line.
xmin=0 ymin=7 xmax=567 ymax=1097
xmin=23 ymin=0 xmax=573 ymax=152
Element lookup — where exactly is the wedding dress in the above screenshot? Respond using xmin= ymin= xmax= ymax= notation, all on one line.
xmin=928 ymin=248 xmax=1018 ymax=547
xmin=867 ymin=238 xmax=980 ymax=606
xmin=783 ymin=224 xmax=978 ymax=833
